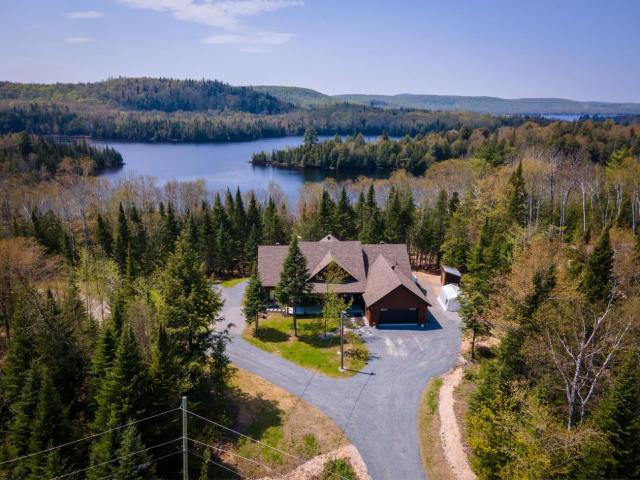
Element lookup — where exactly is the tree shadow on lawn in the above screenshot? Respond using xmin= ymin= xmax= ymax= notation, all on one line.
xmin=227 ymin=386 xmax=284 ymax=440
xmin=254 ymin=327 xmax=290 ymax=343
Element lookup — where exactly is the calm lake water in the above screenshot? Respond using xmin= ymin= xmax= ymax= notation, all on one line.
xmin=95 ymin=135 xmax=389 ymax=202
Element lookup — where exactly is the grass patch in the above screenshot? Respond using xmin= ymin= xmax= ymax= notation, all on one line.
xmin=221 ymin=368 xmax=347 ymax=478
xmin=220 ymin=277 xmax=248 ymax=288
xmin=244 ymin=314 xmax=368 ymax=377
xmin=418 ymin=376 xmax=454 ymax=480
xmin=320 ymin=458 xmax=356 ymax=480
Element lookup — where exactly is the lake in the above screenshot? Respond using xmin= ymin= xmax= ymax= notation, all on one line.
xmin=95 ymin=136 xmax=390 ymax=202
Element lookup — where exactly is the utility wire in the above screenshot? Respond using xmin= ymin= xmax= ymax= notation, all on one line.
xmin=185 ymin=409 xmax=352 ymax=480
xmin=189 ymin=437 xmax=274 ymax=471
xmin=0 ymin=407 xmax=180 ymax=467
xmin=189 ymin=448 xmax=244 ymax=479
xmin=48 ymin=437 xmax=182 ymax=480
xmin=91 ymin=449 xmax=182 ymax=480
xmin=185 ymin=409 xmax=304 ymax=464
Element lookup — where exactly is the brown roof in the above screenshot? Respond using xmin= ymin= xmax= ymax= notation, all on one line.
xmin=258 ymin=235 xmax=429 ymax=306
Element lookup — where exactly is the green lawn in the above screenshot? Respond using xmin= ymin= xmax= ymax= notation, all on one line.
xmin=220 ymin=277 xmax=249 ymax=288
xmin=243 ymin=314 xmax=368 ymax=377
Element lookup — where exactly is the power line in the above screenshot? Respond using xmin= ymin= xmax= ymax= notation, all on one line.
xmin=185 ymin=409 xmax=304 ymax=464
xmin=189 ymin=448 xmax=244 ymax=479
xmin=48 ymin=437 xmax=182 ymax=480
xmin=91 ymin=449 xmax=182 ymax=480
xmin=189 ymin=437 xmax=274 ymax=472
xmin=185 ymin=409 xmax=352 ymax=480
xmin=0 ymin=407 xmax=180 ymax=467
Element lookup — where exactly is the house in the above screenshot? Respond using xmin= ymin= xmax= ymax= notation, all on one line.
xmin=440 ymin=265 xmax=462 ymax=285
xmin=257 ymin=235 xmax=431 ymax=326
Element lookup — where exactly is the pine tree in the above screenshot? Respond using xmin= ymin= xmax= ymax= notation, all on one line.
xmin=3 ymin=367 xmax=40 ymax=477
xmin=319 ymin=190 xmax=335 ymax=236
xmin=263 ymin=197 xmax=284 ymax=245
xmin=275 ymin=235 xmax=311 ymax=337
xmin=114 ymin=203 xmax=130 ymax=273
xmin=243 ymin=264 xmax=266 ymax=335
xmin=332 ymin=187 xmax=355 ymax=240
xmin=384 ymin=187 xmax=405 ymax=243
xmin=199 ymin=204 xmax=217 ymax=274
xmin=129 ymin=205 xmax=148 ymax=274
xmin=92 ymin=324 xmax=148 ymax=433
xmin=198 ymin=448 xmax=212 ymax=480
xmin=113 ymin=425 xmax=152 ymax=480
xmin=96 ymin=213 xmax=114 ymax=256
xmin=28 ymin=365 xmax=70 ymax=476
xmin=160 ymin=231 xmax=223 ymax=369
xmin=580 ymin=228 xmax=614 ymax=304
xmin=508 ymin=161 xmax=527 ymax=226
xmin=441 ymin=210 xmax=470 ymax=270
xmin=303 ymin=126 xmax=319 ymax=146
xmin=593 ymin=352 xmax=640 ymax=479
xmin=160 ymin=202 xmax=180 ymax=255
xmin=1 ymin=293 xmax=36 ymax=403
xmin=89 ymin=325 xmax=117 ymax=410
xmin=434 ymin=189 xmax=449 ymax=266
xmin=148 ymin=325 xmax=179 ymax=445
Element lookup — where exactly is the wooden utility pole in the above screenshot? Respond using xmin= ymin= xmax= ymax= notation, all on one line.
xmin=182 ymin=396 xmax=188 ymax=480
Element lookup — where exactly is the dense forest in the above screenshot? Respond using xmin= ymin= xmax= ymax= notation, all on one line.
xmin=1 ymin=112 xmax=640 ymax=478
xmin=1 ymin=78 xmax=532 ymax=142
xmin=0 ymin=78 xmax=291 ymax=114
xmin=253 ymin=120 xmax=640 ymax=174
xmin=0 ymin=132 xmax=122 ymax=178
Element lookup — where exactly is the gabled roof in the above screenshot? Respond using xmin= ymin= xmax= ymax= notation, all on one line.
xmin=442 ymin=265 xmax=462 ymax=276
xmin=258 ymin=235 xmax=429 ymax=306
xmin=362 ymin=255 xmax=429 ymax=307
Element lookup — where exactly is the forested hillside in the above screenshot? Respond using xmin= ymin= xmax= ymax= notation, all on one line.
xmin=0 ymin=78 xmax=291 ymax=114
xmin=253 ymin=120 xmax=640 ymax=174
xmin=0 ymin=100 xmax=519 ymax=142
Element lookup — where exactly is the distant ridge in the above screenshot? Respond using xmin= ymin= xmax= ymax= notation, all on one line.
xmin=255 ymin=86 xmax=640 ymax=115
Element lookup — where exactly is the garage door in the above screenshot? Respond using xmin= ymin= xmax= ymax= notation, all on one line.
xmin=379 ymin=308 xmax=418 ymax=324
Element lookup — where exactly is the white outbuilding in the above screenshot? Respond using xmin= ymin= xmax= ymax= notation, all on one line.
xmin=438 ymin=284 xmax=461 ymax=312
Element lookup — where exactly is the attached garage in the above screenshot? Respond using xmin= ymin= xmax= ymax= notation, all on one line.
xmin=379 ymin=307 xmax=419 ymax=325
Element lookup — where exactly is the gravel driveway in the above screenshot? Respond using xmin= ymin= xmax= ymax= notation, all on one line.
xmin=218 ymin=281 xmax=461 ymax=480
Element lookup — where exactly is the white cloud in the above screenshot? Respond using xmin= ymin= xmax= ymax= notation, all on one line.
xmin=202 ymin=31 xmax=294 ymax=45
xmin=67 ymin=11 xmax=104 ymax=19
xmin=65 ymin=36 xmax=93 ymax=44
xmin=116 ymin=0 xmax=302 ymax=30
xmin=115 ymin=0 xmax=301 ymax=51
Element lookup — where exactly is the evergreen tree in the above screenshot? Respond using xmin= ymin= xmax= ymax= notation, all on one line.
xmin=580 ymin=228 xmax=614 ymax=304
xmin=96 ymin=213 xmax=114 ymax=256
xmin=148 ymin=325 xmax=179 ymax=445
xmin=441 ymin=209 xmax=470 ymax=270
xmin=159 ymin=232 xmax=223 ymax=379
xmin=129 ymin=205 xmax=148 ymax=274
xmin=114 ymin=203 xmax=130 ymax=273
xmin=263 ymin=197 xmax=284 ymax=245
xmin=508 ymin=161 xmax=527 ymax=226
xmin=160 ymin=202 xmax=180 ymax=255
xmin=92 ymin=324 xmax=148 ymax=433
xmin=433 ymin=189 xmax=449 ymax=266
xmin=199 ymin=204 xmax=217 ymax=274
xmin=113 ymin=425 xmax=152 ymax=480
xmin=198 ymin=448 xmax=212 ymax=480
xmin=384 ymin=188 xmax=405 ymax=243
xmin=593 ymin=352 xmax=640 ymax=479
xmin=89 ymin=325 xmax=117 ymax=411
xmin=28 ymin=365 xmax=70 ymax=476
xmin=319 ymin=190 xmax=335 ymax=236
xmin=354 ymin=190 xmax=367 ymax=238
xmin=303 ymin=126 xmax=319 ymax=146
xmin=243 ymin=264 xmax=266 ymax=335
xmin=332 ymin=187 xmax=355 ymax=240
xmin=275 ymin=235 xmax=311 ymax=337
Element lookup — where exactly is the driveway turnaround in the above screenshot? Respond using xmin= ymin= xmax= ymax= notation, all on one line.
xmin=219 ymin=282 xmax=461 ymax=480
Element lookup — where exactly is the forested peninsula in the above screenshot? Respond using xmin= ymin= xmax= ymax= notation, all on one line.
xmin=252 ymin=120 xmax=640 ymax=175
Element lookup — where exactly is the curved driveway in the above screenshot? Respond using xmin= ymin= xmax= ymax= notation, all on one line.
xmin=219 ymin=282 xmax=461 ymax=480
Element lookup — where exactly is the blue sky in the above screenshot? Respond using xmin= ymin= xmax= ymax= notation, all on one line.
xmin=2 ymin=0 xmax=639 ymax=102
